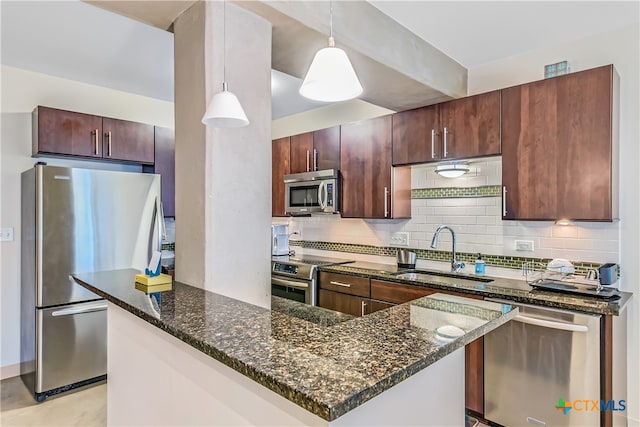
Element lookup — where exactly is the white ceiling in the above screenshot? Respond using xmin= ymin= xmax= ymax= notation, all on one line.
xmin=370 ymin=1 xmax=640 ymax=68
xmin=2 ymin=1 xmax=638 ymax=118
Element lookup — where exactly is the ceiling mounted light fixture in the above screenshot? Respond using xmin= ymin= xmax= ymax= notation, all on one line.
xmin=299 ymin=0 xmax=363 ymax=102
xmin=201 ymin=0 xmax=249 ymax=128
xmin=434 ymin=162 xmax=470 ymax=179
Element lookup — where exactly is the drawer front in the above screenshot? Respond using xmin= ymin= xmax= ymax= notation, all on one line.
xmin=370 ymin=280 xmax=435 ymax=304
xmin=318 ymin=272 xmax=370 ymax=297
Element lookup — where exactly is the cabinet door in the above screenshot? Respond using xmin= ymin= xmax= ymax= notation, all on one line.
xmin=272 ymin=137 xmax=290 ymax=217
xmin=502 ymin=65 xmax=616 ymax=221
xmin=33 ymin=106 xmax=102 ymax=158
xmin=289 ymin=132 xmax=313 ymax=174
xmin=466 ymin=337 xmax=484 ymax=415
xmin=102 ymin=117 xmax=154 ymax=164
xmin=154 ymin=127 xmax=175 ymax=217
xmin=368 ymin=299 xmax=395 ymax=314
xmin=341 ymin=116 xmax=393 ymax=218
xmin=392 ymin=105 xmax=439 ymax=165
xmin=313 ymin=126 xmax=340 ymax=171
xmin=438 ymin=91 xmax=501 ymax=159
xmin=318 ymin=289 xmax=369 ymax=317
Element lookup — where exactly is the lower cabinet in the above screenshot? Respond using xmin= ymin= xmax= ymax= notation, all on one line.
xmin=318 ymin=273 xmax=485 ymax=416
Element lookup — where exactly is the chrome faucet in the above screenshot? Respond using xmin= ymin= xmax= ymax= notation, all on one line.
xmin=431 ymin=225 xmax=465 ymax=273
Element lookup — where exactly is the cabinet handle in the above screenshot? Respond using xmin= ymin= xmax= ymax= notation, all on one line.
xmin=107 ymin=131 xmax=112 ymax=157
xmin=431 ymin=129 xmax=435 ymax=159
xmin=93 ymin=129 xmax=99 ymax=155
xmin=330 ymin=281 xmax=352 ymax=288
xmin=503 ymin=186 xmax=508 ymax=217
xmin=306 ymin=150 xmax=310 ymax=172
xmin=313 ymin=148 xmax=318 ymax=171
xmin=443 ymin=127 xmax=448 ymax=158
xmin=361 ymin=300 xmax=367 ymax=316
xmin=384 ymin=186 xmax=389 ymax=218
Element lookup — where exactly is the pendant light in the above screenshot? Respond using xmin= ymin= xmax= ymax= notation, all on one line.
xmin=299 ymin=0 xmax=363 ymax=102
xmin=201 ymin=0 xmax=249 ymax=128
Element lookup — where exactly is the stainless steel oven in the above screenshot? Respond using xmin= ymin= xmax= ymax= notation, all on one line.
xmin=284 ymin=169 xmax=339 ymax=214
xmin=271 ymin=256 xmax=353 ymax=305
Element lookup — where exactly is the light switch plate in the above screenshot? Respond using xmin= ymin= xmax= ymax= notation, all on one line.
xmin=390 ymin=232 xmax=409 ymax=246
xmin=0 ymin=227 xmax=14 ymax=241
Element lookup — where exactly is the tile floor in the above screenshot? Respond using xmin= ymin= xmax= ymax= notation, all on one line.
xmin=0 ymin=376 xmax=106 ymax=426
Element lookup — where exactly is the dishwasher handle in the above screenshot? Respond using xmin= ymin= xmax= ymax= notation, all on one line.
xmin=514 ymin=314 xmax=589 ymax=333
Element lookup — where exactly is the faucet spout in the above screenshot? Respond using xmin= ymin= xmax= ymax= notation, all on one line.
xmin=430 ymin=225 xmax=465 ymax=273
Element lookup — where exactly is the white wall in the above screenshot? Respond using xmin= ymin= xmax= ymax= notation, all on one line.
xmin=467 ymin=23 xmax=639 ymax=424
xmin=0 ymin=66 xmax=174 ymax=376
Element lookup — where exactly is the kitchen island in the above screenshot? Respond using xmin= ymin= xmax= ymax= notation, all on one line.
xmin=73 ymin=269 xmax=516 ymax=426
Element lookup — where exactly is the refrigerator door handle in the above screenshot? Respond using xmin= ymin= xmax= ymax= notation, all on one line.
xmin=51 ymin=302 xmax=108 ymax=317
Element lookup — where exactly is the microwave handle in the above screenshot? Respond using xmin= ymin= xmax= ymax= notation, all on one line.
xmin=318 ymin=181 xmax=327 ymax=209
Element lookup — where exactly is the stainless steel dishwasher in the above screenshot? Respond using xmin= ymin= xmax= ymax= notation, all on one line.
xmin=484 ymin=299 xmax=602 ymax=427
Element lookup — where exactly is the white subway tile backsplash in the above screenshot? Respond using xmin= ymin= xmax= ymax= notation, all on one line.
xmin=280 ymin=157 xmax=619 ymax=265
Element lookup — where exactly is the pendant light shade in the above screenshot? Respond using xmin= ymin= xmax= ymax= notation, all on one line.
xmin=300 ymin=37 xmax=363 ymax=102
xmin=202 ymin=82 xmax=249 ymax=127
xmin=201 ymin=0 xmax=249 ymax=128
xmin=299 ymin=1 xmax=363 ymax=103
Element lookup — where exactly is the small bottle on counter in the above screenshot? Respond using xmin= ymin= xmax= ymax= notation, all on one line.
xmin=475 ymin=253 xmax=486 ymax=275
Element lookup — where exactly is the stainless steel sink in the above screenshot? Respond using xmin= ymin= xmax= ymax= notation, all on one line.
xmin=393 ymin=269 xmax=494 ymax=284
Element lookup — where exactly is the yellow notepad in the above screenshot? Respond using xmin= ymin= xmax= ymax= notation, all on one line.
xmin=134 ymin=273 xmax=172 ymax=286
xmin=135 ymin=281 xmax=173 ymax=293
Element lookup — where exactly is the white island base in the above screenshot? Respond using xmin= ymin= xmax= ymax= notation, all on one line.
xmin=108 ymin=302 xmax=465 ymax=426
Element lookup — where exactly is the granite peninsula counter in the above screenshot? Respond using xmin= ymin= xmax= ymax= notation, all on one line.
xmin=73 ymin=268 xmax=517 ymax=426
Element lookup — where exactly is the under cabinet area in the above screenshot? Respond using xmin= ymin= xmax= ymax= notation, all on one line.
xmin=32 ymin=106 xmax=156 ymax=164
xmin=392 ymin=90 xmax=501 ymax=166
xmin=501 ymin=64 xmax=619 ymax=221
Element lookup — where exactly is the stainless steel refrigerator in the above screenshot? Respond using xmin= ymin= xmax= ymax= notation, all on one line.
xmin=21 ymin=164 xmax=162 ymax=401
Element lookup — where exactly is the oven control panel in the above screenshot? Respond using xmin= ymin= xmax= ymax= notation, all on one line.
xmin=273 ymin=263 xmax=298 ymax=275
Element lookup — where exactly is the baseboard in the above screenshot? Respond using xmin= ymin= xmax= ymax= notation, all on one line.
xmin=0 ymin=362 xmax=21 ymax=380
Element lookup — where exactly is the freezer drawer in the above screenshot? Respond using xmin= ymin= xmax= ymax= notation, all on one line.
xmin=36 ymin=300 xmax=108 ymax=393
xmin=484 ymin=301 xmax=601 ymax=427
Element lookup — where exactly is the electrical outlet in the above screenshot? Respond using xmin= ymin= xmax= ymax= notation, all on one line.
xmin=515 ymin=240 xmax=534 ymax=251
xmin=390 ymin=232 xmax=409 ymax=246
xmin=0 ymin=227 xmax=14 ymax=242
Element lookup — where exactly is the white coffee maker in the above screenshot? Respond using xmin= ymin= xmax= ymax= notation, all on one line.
xmin=271 ymin=225 xmax=290 ymax=256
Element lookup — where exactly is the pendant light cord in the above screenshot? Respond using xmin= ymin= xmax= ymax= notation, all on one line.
xmin=328 ymin=0 xmax=335 ymax=47
xmin=223 ymin=0 xmax=227 ymax=85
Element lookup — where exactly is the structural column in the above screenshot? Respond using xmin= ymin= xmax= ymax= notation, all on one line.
xmin=174 ymin=1 xmax=272 ymax=308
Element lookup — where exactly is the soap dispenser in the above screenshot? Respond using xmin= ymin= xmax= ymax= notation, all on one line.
xmin=475 ymin=253 xmax=485 ymax=275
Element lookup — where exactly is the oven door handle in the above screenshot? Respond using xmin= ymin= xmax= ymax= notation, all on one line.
xmin=272 ymin=277 xmax=309 ymax=290
xmin=513 ymin=314 xmax=589 ymax=333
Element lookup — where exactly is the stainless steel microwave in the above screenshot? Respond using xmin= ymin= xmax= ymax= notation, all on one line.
xmin=284 ymin=169 xmax=339 ymax=214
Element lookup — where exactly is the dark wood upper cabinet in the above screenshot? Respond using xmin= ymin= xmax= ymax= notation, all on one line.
xmin=33 ymin=106 xmax=156 ymax=165
xmin=392 ymin=91 xmax=501 ymax=166
xmin=33 ymin=106 xmax=103 ymax=158
xmin=501 ymin=65 xmax=618 ymax=221
xmin=102 ymin=117 xmax=154 ymax=164
xmin=392 ymin=104 xmax=439 ymax=165
xmin=313 ymin=126 xmax=341 ymax=170
xmin=289 ymin=132 xmax=313 ymax=174
xmin=289 ymin=126 xmax=341 ymax=173
xmin=341 ymin=115 xmax=411 ymax=219
xmin=154 ymin=127 xmax=175 ymax=217
xmin=438 ymin=90 xmax=501 ymax=159
xmin=272 ymin=137 xmax=291 ymax=217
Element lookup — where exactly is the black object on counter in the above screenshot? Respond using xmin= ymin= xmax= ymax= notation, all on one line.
xmin=598 ymin=263 xmax=617 ymax=285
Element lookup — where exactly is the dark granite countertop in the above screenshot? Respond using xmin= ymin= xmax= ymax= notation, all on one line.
xmin=73 ymin=269 xmax=516 ymax=421
xmin=320 ymin=262 xmax=632 ymax=316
